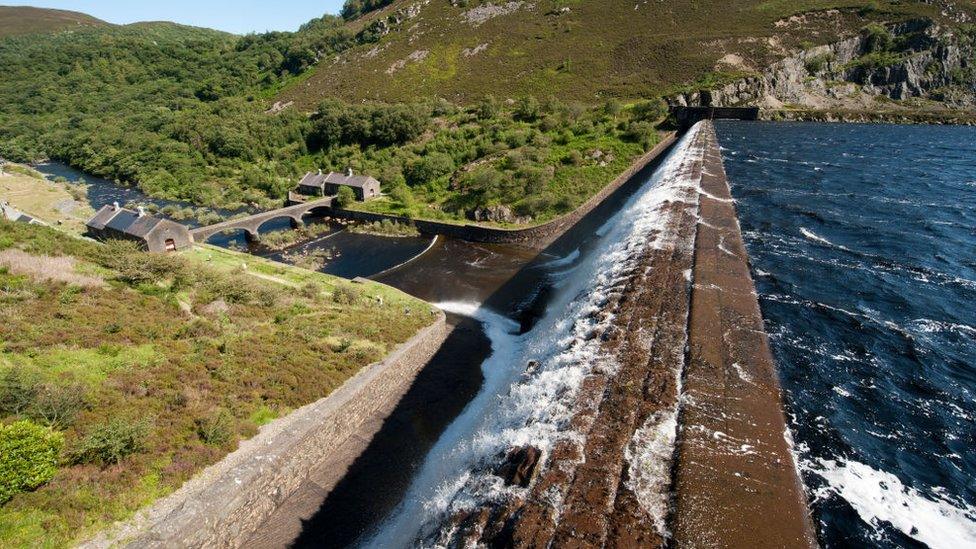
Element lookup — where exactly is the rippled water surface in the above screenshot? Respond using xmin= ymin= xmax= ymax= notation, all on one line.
xmin=716 ymin=121 xmax=976 ymax=548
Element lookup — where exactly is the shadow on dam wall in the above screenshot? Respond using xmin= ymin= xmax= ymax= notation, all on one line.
xmin=276 ymin=137 xmax=682 ymax=549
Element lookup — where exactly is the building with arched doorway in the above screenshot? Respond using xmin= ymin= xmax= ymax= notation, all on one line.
xmin=86 ymin=203 xmax=192 ymax=252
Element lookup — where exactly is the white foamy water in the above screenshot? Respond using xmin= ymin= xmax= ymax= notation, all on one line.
xmin=362 ymin=124 xmax=707 ymax=547
xmin=808 ymin=459 xmax=976 ymax=548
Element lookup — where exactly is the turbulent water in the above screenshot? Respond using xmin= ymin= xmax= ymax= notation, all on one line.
xmin=716 ymin=121 xmax=976 ymax=548
xmin=362 ymin=127 xmax=705 ymax=547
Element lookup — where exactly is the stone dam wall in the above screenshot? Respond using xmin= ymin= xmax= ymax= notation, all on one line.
xmin=82 ymin=312 xmax=449 ymax=549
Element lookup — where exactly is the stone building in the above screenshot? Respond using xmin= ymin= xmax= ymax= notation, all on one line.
xmin=296 ymin=169 xmax=380 ymax=201
xmin=86 ymin=203 xmax=192 ymax=252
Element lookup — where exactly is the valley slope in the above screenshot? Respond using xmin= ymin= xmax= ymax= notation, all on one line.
xmin=0 ymin=6 xmax=106 ymax=37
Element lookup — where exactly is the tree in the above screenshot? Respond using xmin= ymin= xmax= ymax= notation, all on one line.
xmin=514 ymin=96 xmax=541 ymax=122
xmin=335 ymin=186 xmax=356 ymax=208
xmin=405 ymin=152 xmax=455 ymax=186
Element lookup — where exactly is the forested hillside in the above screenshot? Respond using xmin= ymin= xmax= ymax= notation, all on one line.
xmin=0 ymin=11 xmax=668 ymax=223
xmin=0 ymin=1 xmax=973 ymax=223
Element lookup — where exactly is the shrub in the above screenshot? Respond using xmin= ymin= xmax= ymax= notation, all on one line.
xmin=863 ymin=23 xmax=893 ymax=53
xmin=476 ymin=95 xmax=499 ymax=120
xmin=30 ymin=383 xmax=87 ymax=429
xmin=196 ymin=408 xmax=235 ymax=446
xmin=624 ymin=121 xmax=658 ymax=150
xmin=99 ymin=241 xmax=193 ymax=288
xmin=631 ymin=99 xmax=667 ymax=123
xmin=0 ymin=367 xmax=40 ymax=416
xmin=335 ymin=186 xmax=356 ymax=208
xmin=332 ymin=284 xmax=361 ymax=304
xmin=70 ymin=417 xmax=151 ymax=465
xmin=514 ymin=96 xmax=541 ymax=121
xmin=805 ymin=53 xmax=834 ymax=74
xmin=405 ymin=152 xmax=455 ymax=186
xmin=0 ymin=420 xmax=63 ymax=503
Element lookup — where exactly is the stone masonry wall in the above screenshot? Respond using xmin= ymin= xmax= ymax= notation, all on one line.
xmin=83 ymin=312 xmax=449 ymax=549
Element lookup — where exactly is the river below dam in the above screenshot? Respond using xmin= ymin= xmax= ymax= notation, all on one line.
xmin=717 ymin=120 xmax=976 ymax=548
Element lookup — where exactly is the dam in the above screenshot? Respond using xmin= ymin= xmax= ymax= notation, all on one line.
xmin=331 ymin=121 xmax=813 ymax=547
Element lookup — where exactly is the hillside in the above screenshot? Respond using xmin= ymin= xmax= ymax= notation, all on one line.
xmin=0 ymin=216 xmax=433 ymax=547
xmin=0 ymin=6 xmax=107 ymax=37
xmin=276 ymin=0 xmax=975 ymax=107
xmin=1 ymin=2 xmax=974 ymax=228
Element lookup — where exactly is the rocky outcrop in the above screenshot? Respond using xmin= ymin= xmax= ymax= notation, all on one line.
xmin=467 ymin=204 xmax=530 ymax=224
xmin=672 ymin=19 xmax=976 ymax=112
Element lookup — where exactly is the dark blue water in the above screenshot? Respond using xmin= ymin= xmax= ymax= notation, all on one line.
xmin=716 ymin=121 xmax=976 ymax=548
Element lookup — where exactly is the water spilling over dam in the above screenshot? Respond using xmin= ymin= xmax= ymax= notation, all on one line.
xmin=364 ymin=123 xmax=715 ymax=547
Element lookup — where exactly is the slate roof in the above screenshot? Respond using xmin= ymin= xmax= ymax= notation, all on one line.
xmin=104 ymin=209 xmax=139 ymax=233
xmin=87 ymin=205 xmax=169 ymax=238
xmin=298 ymin=171 xmax=379 ymax=190
xmin=86 ymin=204 xmax=119 ymax=231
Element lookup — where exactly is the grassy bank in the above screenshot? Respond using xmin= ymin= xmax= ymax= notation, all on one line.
xmin=0 ymin=221 xmax=434 ymax=547
xmin=0 ymin=167 xmax=95 ymax=235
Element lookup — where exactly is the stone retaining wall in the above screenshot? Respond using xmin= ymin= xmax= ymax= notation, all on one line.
xmin=83 ymin=312 xmax=449 ymax=549
xmin=333 ymin=133 xmax=677 ymax=248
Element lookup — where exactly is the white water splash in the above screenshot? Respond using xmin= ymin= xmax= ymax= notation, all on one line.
xmin=809 ymin=459 xmax=976 ymax=548
xmin=363 ymin=123 xmax=708 ymax=547
xmin=800 ymin=227 xmax=834 ymax=246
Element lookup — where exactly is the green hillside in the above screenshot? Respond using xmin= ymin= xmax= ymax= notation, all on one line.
xmin=276 ymin=0 xmax=970 ymax=107
xmin=0 ymin=6 xmax=107 ymax=37
xmin=0 ymin=219 xmax=432 ymax=547
xmin=0 ymin=1 xmax=973 ymax=225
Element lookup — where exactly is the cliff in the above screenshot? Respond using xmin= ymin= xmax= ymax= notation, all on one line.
xmin=671 ymin=19 xmax=976 ymax=121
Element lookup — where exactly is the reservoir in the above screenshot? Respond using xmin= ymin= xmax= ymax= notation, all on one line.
xmin=717 ymin=121 xmax=976 ymax=548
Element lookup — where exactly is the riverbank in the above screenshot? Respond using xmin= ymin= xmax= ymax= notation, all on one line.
xmin=763 ymin=107 xmax=976 ymax=126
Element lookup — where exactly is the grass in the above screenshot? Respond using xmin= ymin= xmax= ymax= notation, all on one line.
xmin=0 ymin=220 xmax=435 ymax=548
xmin=278 ymin=0 xmax=954 ymax=107
xmin=0 ymin=249 xmax=104 ymax=288
xmin=0 ymin=166 xmax=95 ymax=235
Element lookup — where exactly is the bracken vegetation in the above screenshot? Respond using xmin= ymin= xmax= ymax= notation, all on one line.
xmin=0 ymin=220 xmax=432 ymax=547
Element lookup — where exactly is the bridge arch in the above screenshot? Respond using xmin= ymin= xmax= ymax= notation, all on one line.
xmin=301 ymin=205 xmax=332 ymax=221
xmin=256 ymin=214 xmax=304 ymax=235
xmin=197 ymin=226 xmax=260 ymax=245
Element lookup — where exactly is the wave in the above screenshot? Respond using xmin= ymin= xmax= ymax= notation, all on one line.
xmin=362 ymin=123 xmax=708 ymax=547
xmin=799 ymin=227 xmax=842 ymax=249
xmin=807 ymin=458 xmax=976 ymax=548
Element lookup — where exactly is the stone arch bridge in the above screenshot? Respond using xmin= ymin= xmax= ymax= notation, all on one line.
xmin=190 ymin=197 xmax=333 ymax=243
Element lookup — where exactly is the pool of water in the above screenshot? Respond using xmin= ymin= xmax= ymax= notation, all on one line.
xmin=716 ymin=120 xmax=976 ymax=548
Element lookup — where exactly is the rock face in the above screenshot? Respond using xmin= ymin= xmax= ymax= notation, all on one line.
xmin=468 ymin=204 xmax=530 ymax=224
xmin=672 ymin=19 xmax=976 ymax=111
